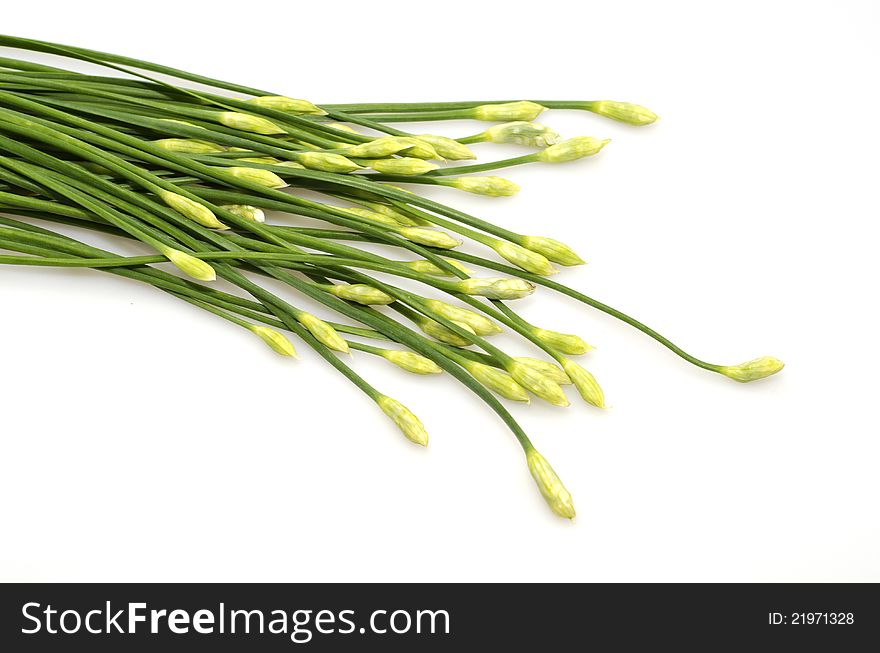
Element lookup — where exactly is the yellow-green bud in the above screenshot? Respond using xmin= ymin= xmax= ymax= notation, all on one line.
xmin=298 ymin=313 xmax=349 ymax=353
xmin=367 ymin=158 xmax=439 ymax=176
xmin=249 ymin=325 xmax=298 ymax=357
xmin=221 ymin=166 xmax=288 ymax=189
xmin=360 ymin=202 xmax=419 ymax=226
xmin=718 ymin=356 xmax=785 ymax=383
xmin=491 ymin=240 xmax=558 ymax=275
xmin=416 ymin=134 xmax=476 ymax=160
xmin=514 ymin=357 xmax=571 ymax=385
xmin=341 ymin=136 xmax=412 ymax=158
xmin=326 ymin=123 xmax=359 ymax=133
xmin=527 ymin=449 xmax=576 ymax=519
xmin=588 ymin=101 xmax=658 ymax=126
xmin=508 ymin=361 xmax=570 ymax=407
xmin=532 ymin=328 xmax=593 ymax=356
xmin=483 ymin=121 xmax=560 ymax=148
xmin=560 ymin=358 xmax=605 ymax=408
xmin=220 ymin=204 xmax=265 ymax=223
xmin=398 ymin=227 xmax=462 ymax=249
xmin=163 ymin=248 xmax=216 ymax=282
xmin=472 ymin=101 xmax=547 ymax=122
xmin=217 ymin=111 xmax=286 ymax=135
xmin=399 ymin=258 xmax=473 ymax=277
xmin=419 ymin=318 xmax=476 ymax=347
xmin=521 ymin=235 xmax=585 ymax=266
xmin=381 ymin=350 xmax=443 ymax=375
xmin=246 ymin=95 xmax=326 ymax=115
xmin=295 ymin=152 xmax=362 ymax=173
xmin=152 ymin=138 xmax=226 ymax=154
xmin=423 ymin=299 xmax=501 ymax=336
xmin=157 ymin=190 xmax=225 ymax=229
xmin=443 ymin=176 xmax=520 ymax=197
xmin=377 ymin=395 xmax=428 ymax=446
xmin=537 ymin=136 xmax=610 ymax=163
xmin=462 ymin=361 xmax=530 ymax=402
xmin=453 ymin=277 xmax=536 ymax=300
xmin=395 ymin=138 xmax=442 ymax=160
xmin=327 ymin=283 xmax=394 ymax=305
xmin=340 ymin=206 xmax=401 ymax=227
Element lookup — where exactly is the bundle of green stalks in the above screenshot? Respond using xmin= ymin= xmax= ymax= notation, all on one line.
xmin=0 ymin=35 xmax=783 ymax=519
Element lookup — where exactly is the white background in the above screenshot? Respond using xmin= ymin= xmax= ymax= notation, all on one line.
xmin=1 ymin=1 xmax=878 ymax=582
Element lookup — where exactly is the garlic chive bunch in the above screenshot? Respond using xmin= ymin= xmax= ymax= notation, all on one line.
xmin=0 ymin=35 xmax=782 ymax=520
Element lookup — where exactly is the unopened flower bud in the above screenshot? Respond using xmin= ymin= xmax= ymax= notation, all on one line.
xmin=419 ymin=317 xmax=476 ymax=347
xmin=537 ymin=136 xmax=610 ymax=163
xmin=327 ymin=283 xmax=394 ymax=305
xmin=298 ymin=313 xmax=350 ymax=353
xmin=399 ymin=258 xmax=473 ymax=277
xmin=587 ymin=100 xmax=658 ymax=126
xmin=246 ymin=96 xmax=326 ymax=115
xmin=221 ymin=166 xmax=288 ymax=189
xmin=453 ymin=276 xmax=536 ymax=300
xmin=250 ymin=325 xmax=298 ymax=357
xmin=152 ymin=138 xmax=226 ymax=154
xmin=341 ymin=206 xmax=401 ymax=227
xmin=718 ymin=356 xmax=785 ymax=383
xmin=508 ymin=361 xmax=569 ymax=406
xmin=381 ymin=350 xmax=443 ymax=375
xmin=560 ymin=358 xmax=605 ymax=408
xmin=398 ymin=227 xmax=462 ymax=249
xmin=491 ymin=240 xmax=558 ymax=276
xmin=423 ymin=299 xmax=501 ymax=336
xmin=295 ymin=152 xmax=362 ymax=173
xmin=472 ymin=101 xmax=547 ymax=122
xmin=157 ymin=190 xmax=225 ymax=229
xmin=527 ymin=449 xmax=576 ymax=519
xmin=368 ymin=158 xmax=439 ymax=176
xmin=532 ymin=328 xmax=593 ymax=356
xmin=341 ymin=136 xmax=413 ymax=158
xmin=521 ymin=235 xmax=585 ymax=266
xmin=416 ymin=134 xmax=476 ymax=160
xmin=217 ymin=111 xmax=286 ymax=135
xmin=220 ymin=204 xmax=265 ymax=223
xmin=162 ymin=248 xmax=216 ymax=281
xmin=442 ymin=176 xmax=520 ymax=197
xmin=395 ymin=138 xmax=442 ymax=160
xmin=377 ymin=395 xmax=428 ymax=446
xmin=462 ymin=361 xmax=530 ymax=402
xmin=514 ymin=357 xmax=571 ymax=385
xmin=483 ymin=121 xmax=560 ymax=148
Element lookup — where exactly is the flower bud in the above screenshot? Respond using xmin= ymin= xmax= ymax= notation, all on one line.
xmin=326 ymin=123 xmax=359 ymax=134
xmin=419 ymin=318 xmax=476 ymax=347
xmin=327 ymin=283 xmax=394 ymax=305
xmin=537 ymin=136 xmax=610 ymax=163
xmin=416 ymin=134 xmax=476 ymax=160
xmin=340 ymin=206 xmax=401 ymax=227
xmin=249 ymin=325 xmax=298 ymax=357
xmin=508 ymin=361 xmax=569 ymax=406
xmin=483 ymin=121 xmax=560 ymax=148
xmin=298 ymin=313 xmax=350 ymax=353
xmin=587 ymin=101 xmax=658 ymax=126
xmin=341 ymin=136 xmax=413 ymax=158
xmin=217 ymin=111 xmax=286 ymax=135
xmin=295 ymin=152 xmax=362 ymax=173
xmin=395 ymin=138 xmax=442 ymax=160
xmin=220 ymin=204 xmax=265 ymax=223
xmin=560 ymin=358 xmax=605 ymax=408
xmin=360 ymin=202 xmax=419 ymax=226
xmin=377 ymin=395 xmax=428 ymax=446
xmin=367 ymin=158 xmax=439 ymax=176
xmin=381 ymin=350 xmax=443 ymax=375
xmin=462 ymin=361 xmax=530 ymax=402
xmin=513 ymin=357 xmax=571 ymax=385
xmin=423 ymin=299 xmax=501 ymax=336
xmin=397 ymin=227 xmax=462 ymax=249
xmin=491 ymin=240 xmax=558 ymax=276
xmin=221 ymin=166 xmax=288 ymax=189
xmin=443 ymin=176 xmax=520 ymax=197
xmin=527 ymin=449 xmax=576 ymax=519
xmin=453 ymin=277 xmax=536 ymax=300
xmin=163 ymin=248 xmax=216 ymax=281
xmin=521 ymin=235 xmax=585 ymax=266
xmin=399 ymin=258 xmax=473 ymax=277
xmin=276 ymin=161 xmax=306 ymax=169
xmin=532 ymin=328 xmax=593 ymax=356
xmin=719 ymin=356 xmax=784 ymax=383
xmin=472 ymin=101 xmax=547 ymax=122
xmin=246 ymin=96 xmax=326 ymax=115
xmin=152 ymin=138 xmax=226 ymax=154
xmin=157 ymin=190 xmax=225 ymax=229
